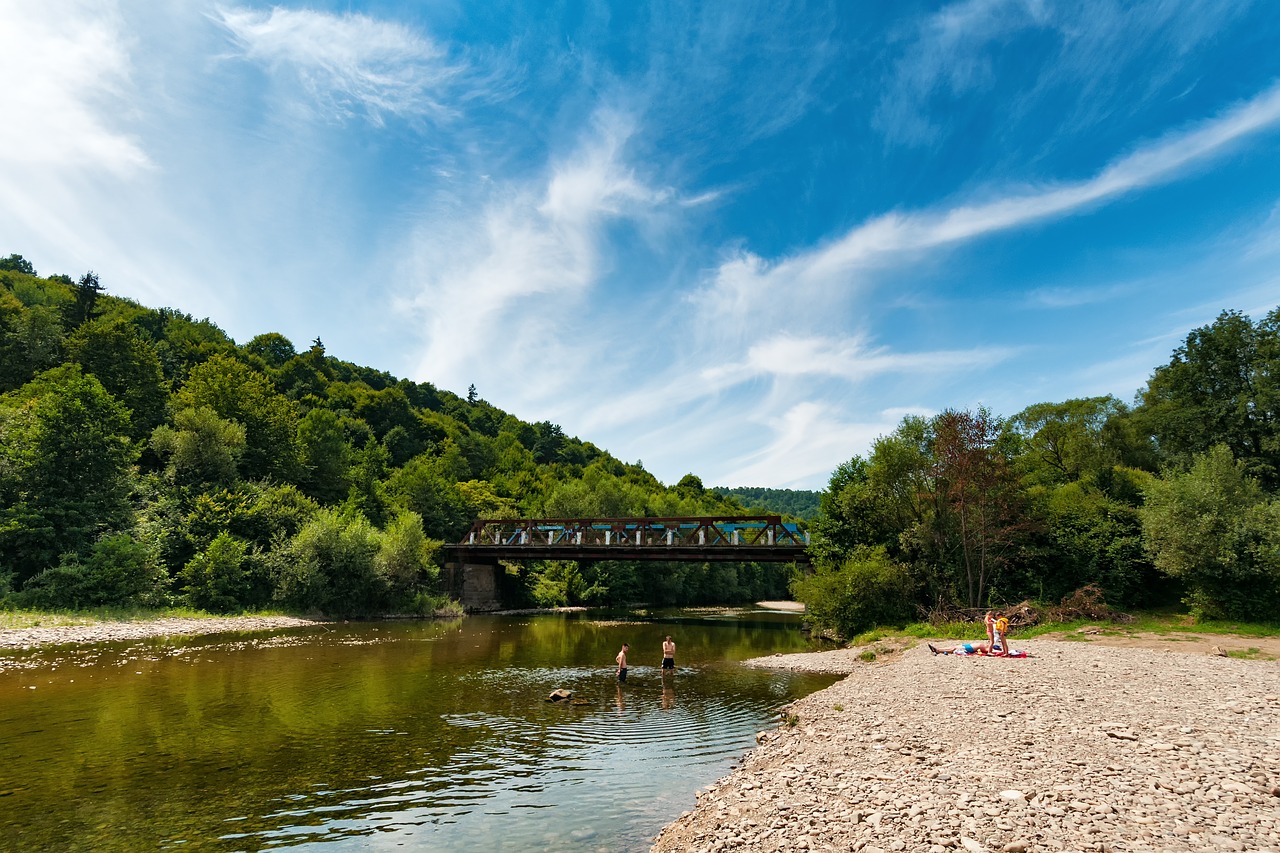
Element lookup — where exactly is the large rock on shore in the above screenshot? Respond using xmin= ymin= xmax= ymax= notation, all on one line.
xmin=652 ymin=640 xmax=1280 ymax=852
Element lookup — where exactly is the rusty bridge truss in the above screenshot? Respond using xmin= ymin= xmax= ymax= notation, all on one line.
xmin=443 ymin=515 xmax=810 ymax=564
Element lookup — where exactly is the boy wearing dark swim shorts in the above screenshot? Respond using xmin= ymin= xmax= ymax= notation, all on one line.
xmin=616 ymin=643 xmax=629 ymax=682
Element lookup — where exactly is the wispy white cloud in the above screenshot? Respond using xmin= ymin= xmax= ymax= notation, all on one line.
xmin=214 ymin=5 xmax=465 ymax=125
xmin=702 ymin=334 xmax=1014 ymax=386
xmin=1242 ymin=201 xmax=1280 ymax=262
xmin=698 ymin=80 xmax=1280 ymax=326
xmin=875 ymin=0 xmax=1244 ymax=146
xmin=444 ymin=77 xmax=1280 ymax=488
xmin=402 ymin=109 xmax=671 ymax=398
xmin=709 ymin=402 xmax=915 ymax=489
xmin=1025 ymin=281 xmax=1138 ymax=309
xmin=4 ymin=0 xmax=1273 ymax=495
xmin=678 ymin=189 xmax=727 ymax=208
xmin=540 ymin=111 xmax=672 ymax=224
xmin=0 ymin=0 xmax=148 ymax=174
xmin=875 ymin=0 xmax=1052 ymax=144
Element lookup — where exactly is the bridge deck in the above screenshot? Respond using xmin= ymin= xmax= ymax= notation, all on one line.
xmin=443 ymin=543 xmax=809 ymax=563
xmin=442 ymin=515 xmax=811 ymax=564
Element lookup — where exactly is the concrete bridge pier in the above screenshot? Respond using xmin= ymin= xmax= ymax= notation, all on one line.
xmin=442 ymin=561 xmax=504 ymax=612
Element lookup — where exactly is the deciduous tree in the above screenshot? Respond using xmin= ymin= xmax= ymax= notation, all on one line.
xmin=0 ymin=366 xmax=138 ymax=583
xmin=930 ymin=408 xmax=1027 ymax=608
xmin=1140 ymin=309 xmax=1280 ymax=489
xmin=150 ymin=406 xmax=246 ymax=486
xmin=1141 ymin=444 xmax=1280 ymax=619
xmin=67 ymin=317 xmax=168 ymax=438
xmin=175 ymin=354 xmax=299 ymax=481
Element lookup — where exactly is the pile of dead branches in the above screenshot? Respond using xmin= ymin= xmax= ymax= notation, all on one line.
xmin=923 ymin=585 xmax=1132 ymax=629
xmin=1000 ymin=600 xmax=1041 ymax=629
xmin=1043 ymin=584 xmax=1134 ymax=624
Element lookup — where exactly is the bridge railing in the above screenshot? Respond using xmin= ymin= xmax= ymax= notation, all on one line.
xmin=457 ymin=515 xmax=809 ymax=549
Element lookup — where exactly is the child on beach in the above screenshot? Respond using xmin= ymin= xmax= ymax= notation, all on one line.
xmin=930 ymin=615 xmax=1026 ymax=656
xmin=929 ymin=641 xmax=985 ymax=656
xmin=991 ymin=617 xmax=1009 ymax=654
xmin=929 ymin=611 xmax=997 ymax=656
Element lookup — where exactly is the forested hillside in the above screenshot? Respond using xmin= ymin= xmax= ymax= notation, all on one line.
xmin=711 ymin=487 xmax=821 ymax=519
xmin=800 ymin=305 xmax=1280 ymax=635
xmin=0 ymin=254 xmax=785 ymax=614
xmin=5 ymin=253 xmax=1277 ymax=627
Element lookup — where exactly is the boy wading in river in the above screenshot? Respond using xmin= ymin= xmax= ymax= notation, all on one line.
xmin=661 ymin=635 xmax=676 ymax=670
xmin=616 ymin=643 xmax=629 ymax=682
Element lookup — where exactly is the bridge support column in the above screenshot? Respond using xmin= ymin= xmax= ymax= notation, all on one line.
xmin=442 ymin=561 xmax=503 ymax=612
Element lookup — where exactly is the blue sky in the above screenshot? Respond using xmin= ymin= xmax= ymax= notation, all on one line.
xmin=3 ymin=1 xmax=1280 ymax=490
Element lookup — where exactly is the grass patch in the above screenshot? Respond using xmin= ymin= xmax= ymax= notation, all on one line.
xmin=1114 ymin=613 xmax=1280 ymax=637
xmin=841 ymin=611 xmax=1280 ymax=646
xmin=858 ymin=649 xmax=877 ymax=662
xmin=1224 ymin=647 xmax=1272 ymax=660
xmin=896 ymin=622 xmax=983 ymax=640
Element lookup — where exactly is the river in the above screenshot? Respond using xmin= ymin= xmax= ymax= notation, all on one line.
xmin=0 ymin=608 xmax=839 ymax=851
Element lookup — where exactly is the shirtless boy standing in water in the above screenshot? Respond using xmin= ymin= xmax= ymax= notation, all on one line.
xmin=661 ymin=635 xmax=676 ymax=670
xmin=616 ymin=643 xmax=629 ymax=682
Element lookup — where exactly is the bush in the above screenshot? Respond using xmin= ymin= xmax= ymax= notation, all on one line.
xmin=181 ymin=532 xmax=251 ymax=613
xmin=1141 ymin=446 xmax=1280 ymax=620
xmin=403 ymin=592 xmax=464 ymax=617
xmin=529 ymin=561 xmax=603 ymax=607
xmin=790 ymin=546 xmax=916 ymax=639
xmin=375 ymin=511 xmax=441 ymax=605
xmin=271 ymin=508 xmax=386 ymax=615
xmin=21 ymin=534 xmax=169 ymax=609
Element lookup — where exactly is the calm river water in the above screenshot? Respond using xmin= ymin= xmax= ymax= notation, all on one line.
xmin=0 ymin=608 xmax=838 ymax=852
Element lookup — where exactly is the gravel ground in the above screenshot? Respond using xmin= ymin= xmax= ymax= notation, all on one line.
xmin=652 ymin=640 xmax=1280 ymax=853
xmin=0 ymin=615 xmax=324 ymax=653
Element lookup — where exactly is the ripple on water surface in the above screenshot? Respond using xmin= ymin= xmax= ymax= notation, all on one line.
xmin=236 ymin=670 xmax=797 ymax=850
xmin=1 ymin=614 xmax=837 ymax=852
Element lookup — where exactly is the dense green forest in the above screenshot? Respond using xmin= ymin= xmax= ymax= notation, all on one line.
xmin=799 ymin=304 xmax=1280 ymax=635
xmin=711 ymin=486 xmax=821 ymax=519
xmin=0 ymin=254 xmax=792 ymax=615
xmin=4 ymin=252 xmax=1278 ymax=627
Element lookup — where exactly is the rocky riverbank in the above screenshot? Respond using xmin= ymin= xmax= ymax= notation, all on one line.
xmin=0 ymin=615 xmax=325 ymax=653
xmin=652 ymin=640 xmax=1280 ymax=853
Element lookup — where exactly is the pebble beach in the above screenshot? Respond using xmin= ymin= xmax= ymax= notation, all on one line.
xmin=651 ymin=640 xmax=1280 ymax=853
xmin=0 ymin=615 xmax=324 ymax=658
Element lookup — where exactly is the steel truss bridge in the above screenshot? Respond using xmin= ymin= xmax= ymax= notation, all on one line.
xmin=443 ymin=515 xmax=811 ymax=564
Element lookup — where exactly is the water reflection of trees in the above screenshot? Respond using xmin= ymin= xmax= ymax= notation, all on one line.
xmin=2 ymin=614 xmax=834 ymax=851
